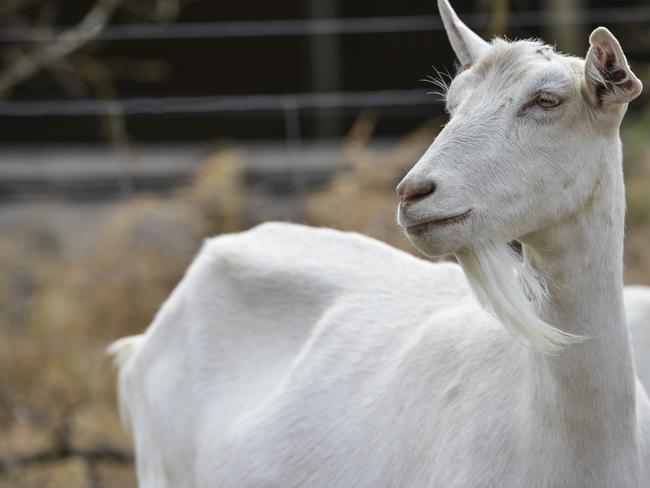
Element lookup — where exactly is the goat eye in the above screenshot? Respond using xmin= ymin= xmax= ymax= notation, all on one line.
xmin=534 ymin=93 xmax=562 ymax=109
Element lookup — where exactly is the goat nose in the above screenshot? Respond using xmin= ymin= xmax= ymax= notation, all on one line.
xmin=396 ymin=179 xmax=436 ymax=203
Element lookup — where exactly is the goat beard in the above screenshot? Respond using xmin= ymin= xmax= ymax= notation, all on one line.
xmin=456 ymin=243 xmax=580 ymax=354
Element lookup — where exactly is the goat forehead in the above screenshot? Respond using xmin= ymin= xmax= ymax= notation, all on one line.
xmin=473 ymin=40 xmax=574 ymax=83
xmin=457 ymin=41 xmax=584 ymax=100
xmin=477 ymin=40 xmax=550 ymax=70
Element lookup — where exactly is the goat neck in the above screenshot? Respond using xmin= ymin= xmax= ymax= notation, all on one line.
xmin=521 ymin=138 xmax=640 ymax=477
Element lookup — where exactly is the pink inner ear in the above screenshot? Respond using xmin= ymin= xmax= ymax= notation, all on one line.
xmin=463 ymin=63 xmax=472 ymax=70
xmin=593 ymin=44 xmax=626 ymax=82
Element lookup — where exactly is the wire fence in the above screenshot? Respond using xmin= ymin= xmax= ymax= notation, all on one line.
xmin=0 ymin=89 xmax=441 ymax=117
xmin=0 ymin=6 xmax=647 ymax=119
xmin=0 ymin=6 xmax=648 ymax=204
xmin=0 ymin=6 xmax=649 ymax=42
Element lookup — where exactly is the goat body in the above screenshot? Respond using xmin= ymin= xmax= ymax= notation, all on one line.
xmin=624 ymin=286 xmax=650 ymax=391
xmin=111 ymin=0 xmax=650 ymax=485
xmin=115 ymin=223 xmax=650 ymax=487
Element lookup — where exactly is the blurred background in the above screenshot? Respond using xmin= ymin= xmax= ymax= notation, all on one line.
xmin=0 ymin=0 xmax=648 ymax=486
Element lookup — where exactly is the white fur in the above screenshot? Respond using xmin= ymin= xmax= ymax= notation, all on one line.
xmin=106 ymin=335 xmax=143 ymax=431
xmin=457 ymin=244 xmax=579 ymax=353
xmin=110 ymin=1 xmax=650 ymax=486
xmin=625 ymin=286 xmax=650 ymax=392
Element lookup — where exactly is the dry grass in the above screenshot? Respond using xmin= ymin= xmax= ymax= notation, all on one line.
xmin=0 ymin=150 xmax=244 ymax=487
xmin=623 ymin=109 xmax=650 ymax=283
xmin=306 ymin=116 xmax=442 ymax=251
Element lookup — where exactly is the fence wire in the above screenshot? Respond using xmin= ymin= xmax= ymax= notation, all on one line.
xmin=0 ymin=89 xmax=442 ymax=117
xmin=0 ymin=7 xmax=649 ymax=42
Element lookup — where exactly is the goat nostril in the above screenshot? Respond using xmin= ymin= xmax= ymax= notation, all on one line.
xmin=399 ymin=181 xmax=436 ymax=203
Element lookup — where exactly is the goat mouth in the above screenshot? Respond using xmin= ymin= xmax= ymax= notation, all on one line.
xmin=406 ymin=209 xmax=472 ymax=232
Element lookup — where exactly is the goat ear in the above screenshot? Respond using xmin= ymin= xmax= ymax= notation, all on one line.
xmin=438 ymin=0 xmax=489 ymax=69
xmin=584 ymin=27 xmax=642 ymax=107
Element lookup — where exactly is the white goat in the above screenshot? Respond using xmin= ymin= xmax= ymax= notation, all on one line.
xmin=110 ymin=1 xmax=650 ymax=486
xmin=625 ymin=286 xmax=650 ymax=391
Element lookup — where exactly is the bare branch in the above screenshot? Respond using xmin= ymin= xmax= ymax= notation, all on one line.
xmin=0 ymin=0 xmax=122 ymax=98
